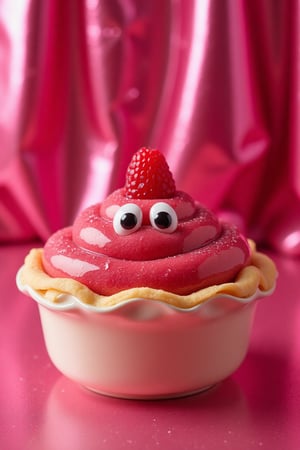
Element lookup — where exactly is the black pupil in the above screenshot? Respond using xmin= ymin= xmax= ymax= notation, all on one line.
xmin=154 ymin=212 xmax=172 ymax=229
xmin=120 ymin=212 xmax=138 ymax=230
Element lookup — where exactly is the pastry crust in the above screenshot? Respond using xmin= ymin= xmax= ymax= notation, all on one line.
xmin=19 ymin=240 xmax=277 ymax=309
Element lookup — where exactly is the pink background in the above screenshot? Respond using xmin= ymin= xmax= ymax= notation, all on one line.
xmin=0 ymin=0 xmax=299 ymax=255
xmin=1 ymin=1 xmax=300 ymax=449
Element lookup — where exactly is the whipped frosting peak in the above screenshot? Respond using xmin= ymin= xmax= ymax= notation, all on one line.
xmin=40 ymin=149 xmax=251 ymax=295
xmin=42 ymin=194 xmax=250 ymax=295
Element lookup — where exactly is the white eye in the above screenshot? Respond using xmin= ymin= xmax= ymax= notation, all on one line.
xmin=150 ymin=202 xmax=178 ymax=233
xmin=113 ymin=204 xmax=143 ymax=235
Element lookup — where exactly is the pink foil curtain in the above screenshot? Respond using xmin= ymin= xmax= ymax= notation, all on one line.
xmin=0 ymin=0 xmax=299 ymax=256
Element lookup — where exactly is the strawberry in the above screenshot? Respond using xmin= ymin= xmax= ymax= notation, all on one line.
xmin=125 ymin=148 xmax=176 ymax=199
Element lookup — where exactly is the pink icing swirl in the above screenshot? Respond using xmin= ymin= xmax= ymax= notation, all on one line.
xmin=42 ymin=188 xmax=250 ymax=295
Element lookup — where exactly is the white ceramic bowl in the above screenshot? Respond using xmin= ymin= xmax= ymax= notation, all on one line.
xmin=16 ymin=272 xmax=273 ymax=399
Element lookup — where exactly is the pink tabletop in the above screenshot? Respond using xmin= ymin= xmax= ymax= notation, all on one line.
xmin=1 ymin=244 xmax=299 ymax=450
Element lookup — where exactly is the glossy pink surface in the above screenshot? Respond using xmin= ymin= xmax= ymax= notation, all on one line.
xmin=1 ymin=244 xmax=300 ymax=450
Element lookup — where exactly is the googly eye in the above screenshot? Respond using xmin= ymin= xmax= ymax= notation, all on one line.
xmin=150 ymin=202 xmax=178 ymax=233
xmin=113 ymin=204 xmax=143 ymax=235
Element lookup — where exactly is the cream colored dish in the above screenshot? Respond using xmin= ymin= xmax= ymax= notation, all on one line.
xmin=17 ymin=270 xmax=274 ymax=399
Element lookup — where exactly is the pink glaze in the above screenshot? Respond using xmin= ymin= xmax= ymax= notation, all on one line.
xmin=42 ymin=188 xmax=250 ymax=296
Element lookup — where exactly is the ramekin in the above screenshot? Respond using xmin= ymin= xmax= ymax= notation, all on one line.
xmin=16 ymin=271 xmax=273 ymax=399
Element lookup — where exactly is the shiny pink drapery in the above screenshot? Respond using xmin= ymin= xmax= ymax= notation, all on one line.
xmin=0 ymin=0 xmax=299 ymax=255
